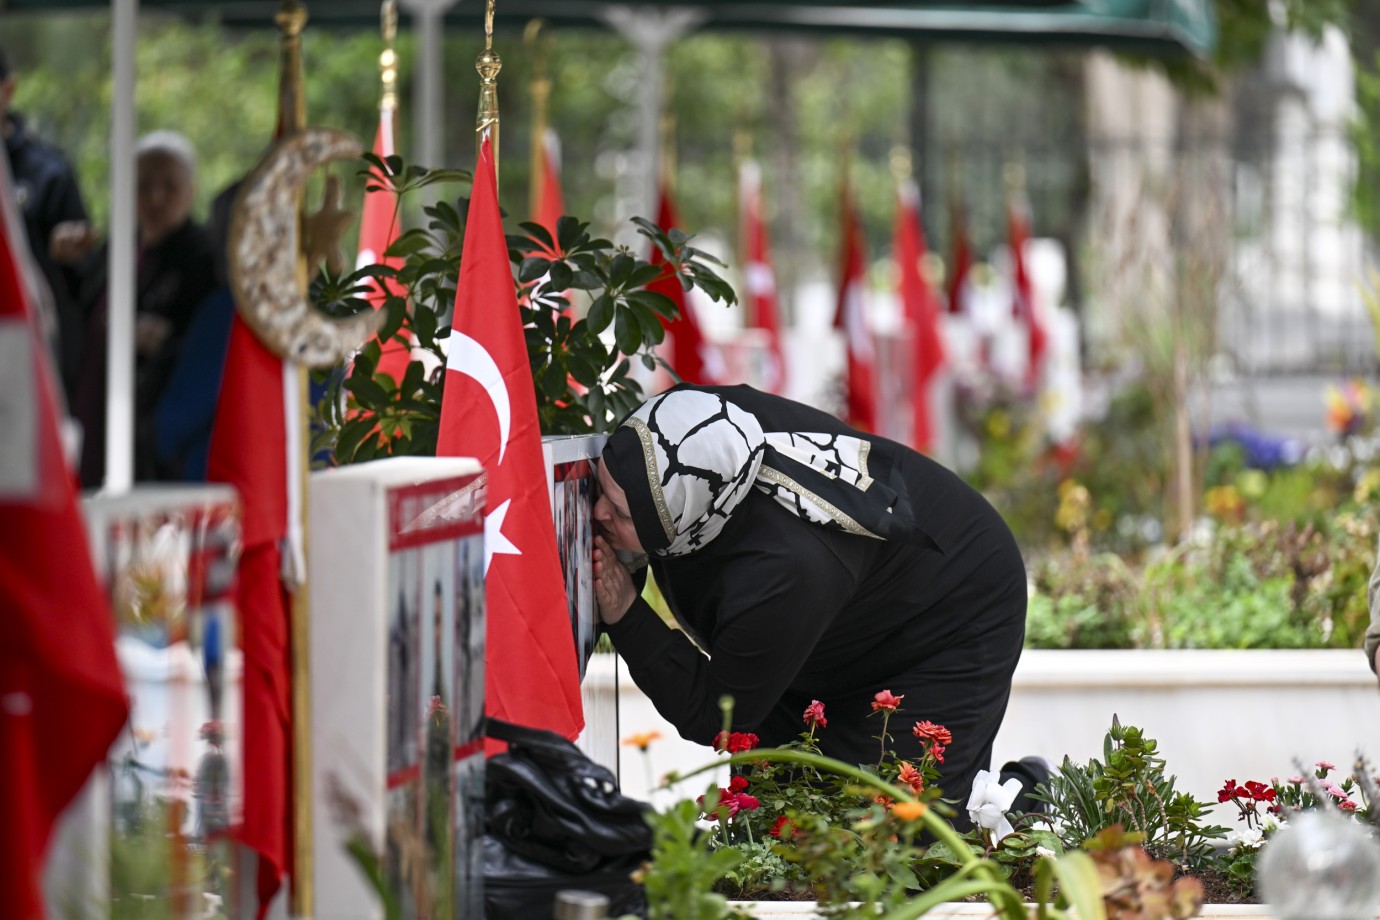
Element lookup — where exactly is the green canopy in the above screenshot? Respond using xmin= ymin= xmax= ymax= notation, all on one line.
xmin=0 ymin=0 xmax=1216 ymax=56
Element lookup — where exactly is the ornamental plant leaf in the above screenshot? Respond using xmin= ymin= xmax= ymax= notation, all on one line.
xmin=310 ymin=155 xmax=738 ymax=466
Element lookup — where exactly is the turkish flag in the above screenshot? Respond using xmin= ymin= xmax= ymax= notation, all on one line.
xmin=946 ymin=197 xmax=973 ymax=317
xmin=533 ymin=128 xmax=565 ymax=248
xmin=207 ymin=228 xmax=298 ymax=914
xmin=357 ymin=106 xmax=410 ymax=385
xmin=894 ymin=177 xmax=945 ymax=453
xmin=835 ymin=181 xmax=877 ymax=432
xmin=651 ymin=183 xmax=718 ymax=386
xmin=437 ymin=135 xmax=583 ymax=743
xmin=1008 ymin=197 xmax=1047 ymax=394
xmin=0 ymin=155 xmax=127 ymax=919
xmin=739 ymin=160 xmax=786 ymax=393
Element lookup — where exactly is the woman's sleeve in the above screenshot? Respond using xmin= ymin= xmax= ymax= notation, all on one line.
xmin=605 ymin=532 xmax=859 ymax=745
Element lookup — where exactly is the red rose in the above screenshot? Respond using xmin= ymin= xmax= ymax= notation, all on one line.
xmin=912 ymin=720 xmax=952 ymax=746
xmin=803 ymin=700 xmax=828 ymax=728
xmin=871 ymin=690 xmax=904 ymax=713
xmin=713 ymin=730 xmax=761 ymax=753
xmin=769 ymin=815 xmax=795 ymax=840
xmin=897 ymin=761 xmax=925 ymax=795
xmin=733 ymin=793 xmax=760 ymax=813
xmin=729 ymin=775 xmax=749 ymax=794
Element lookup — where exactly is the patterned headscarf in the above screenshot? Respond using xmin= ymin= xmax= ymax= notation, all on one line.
xmin=601 ymin=388 xmax=924 ymax=558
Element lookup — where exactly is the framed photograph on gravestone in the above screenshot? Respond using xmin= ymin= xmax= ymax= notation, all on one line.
xmin=311 ymin=457 xmax=485 ymax=920
xmin=57 ymin=486 xmax=244 ymax=919
xmin=543 ymin=434 xmax=619 ymax=778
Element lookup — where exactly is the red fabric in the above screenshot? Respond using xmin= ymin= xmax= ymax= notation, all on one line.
xmin=946 ymin=200 xmax=973 ymax=317
xmin=437 ymin=136 xmax=583 ymax=743
xmin=357 ymin=109 xmax=410 ymax=385
xmin=533 ymin=129 xmax=565 ymax=247
xmin=1008 ymin=200 xmax=1047 ymax=393
xmin=207 ymin=315 xmax=292 ymax=907
xmin=834 ymin=183 xmax=877 ymax=432
xmin=894 ymin=179 xmax=946 ymax=453
xmin=0 ymin=170 xmax=127 ymax=920
xmin=739 ymin=162 xmax=786 ymax=393
xmin=651 ymin=185 xmax=715 ymax=386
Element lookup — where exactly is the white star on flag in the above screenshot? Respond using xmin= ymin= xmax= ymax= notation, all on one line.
xmin=483 ymin=497 xmax=521 ymax=574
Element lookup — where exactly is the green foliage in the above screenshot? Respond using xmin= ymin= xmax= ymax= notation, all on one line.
xmin=1033 ymin=718 xmax=1227 ymax=869
xmin=310 ymin=154 xmax=735 ymax=464
xmin=1026 ymin=553 xmax=1143 ymax=650
xmin=625 ymin=797 xmax=749 ymax=920
xmin=1355 ymin=52 xmax=1380 ymax=243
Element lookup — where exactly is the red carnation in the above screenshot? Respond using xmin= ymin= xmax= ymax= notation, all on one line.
xmin=713 ymin=731 xmax=760 ymax=753
xmin=728 ymin=775 xmax=749 ymax=794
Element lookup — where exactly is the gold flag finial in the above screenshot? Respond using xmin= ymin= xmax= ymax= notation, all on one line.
xmin=275 ymin=0 xmax=308 ymax=134
xmin=890 ymin=145 xmax=914 ymax=183
xmin=476 ymin=0 xmax=502 ymax=170
xmin=380 ymin=0 xmax=399 ymax=112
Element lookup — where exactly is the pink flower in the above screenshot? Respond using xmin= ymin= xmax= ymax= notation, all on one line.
xmin=912 ymin=721 xmax=952 ymax=746
xmin=930 ymin=743 xmax=946 ymax=764
xmin=1339 ymin=800 xmax=1359 ymax=812
xmin=426 ymin=695 xmax=444 ymax=720
xmin=1287 ymin=775 xmax=1305 ymax=785
xmin=1323 ymin=780 xmax=1349 ymax=800
xmin=1316 ymin=761 xmax=1336 ymax=773
xmin=803 ymin=700 xmax=828 ymax=728
xmin=871 ymin=690 xmax=904 ymax=713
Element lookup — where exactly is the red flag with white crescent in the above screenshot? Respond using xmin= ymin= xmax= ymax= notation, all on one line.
xmin=739 ymin=160 xmax=786 ymax=393
xmin=357 ymin=106 xmax=410 ymax=384
xmin=533 ymin=128 xmax=565 ymax=247
xmin=835 ymin=181 xmax=877 ymax=432
xmin=894 ymin=177 xmax=945 ymax=453
xmin=1008 ymin=196 xmax=1047 ymax=393
xmin=0 ymin=153 xmax=128 ymax=919
xmin=651 ymin=183 xmax=720 ymax=386
xmin=437 ymin=135 xmax=583 ymax=743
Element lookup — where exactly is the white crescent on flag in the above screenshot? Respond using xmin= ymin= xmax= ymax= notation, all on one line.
xmin=446 ymin=331 xmax=512 ymax=465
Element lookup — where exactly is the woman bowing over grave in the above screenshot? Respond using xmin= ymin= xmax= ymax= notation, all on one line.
xmin=592 ymin=384 xmax=1036 ymax=827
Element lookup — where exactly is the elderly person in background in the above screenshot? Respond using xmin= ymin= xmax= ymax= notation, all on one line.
xmin=75 ymin=129 xmax=216 ymax=487
xmin=592 ymin=383 xmax=1035 ymax=826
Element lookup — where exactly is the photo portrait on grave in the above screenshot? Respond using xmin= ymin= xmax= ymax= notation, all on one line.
xmin=593 ymin=384 xmax=1030 ymax=826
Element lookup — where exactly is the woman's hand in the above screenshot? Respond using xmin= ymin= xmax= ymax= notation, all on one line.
xmin=594 ymin=534 xmax=637 ymax=625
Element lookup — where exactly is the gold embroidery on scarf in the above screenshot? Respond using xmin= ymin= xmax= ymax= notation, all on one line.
xmin=627 ymin=417 xmax=676 ymax=543
xmin=856 ymin=439 xmax=874 ymax=492
xmin=759 ymin=465 xmax=882 ymax=540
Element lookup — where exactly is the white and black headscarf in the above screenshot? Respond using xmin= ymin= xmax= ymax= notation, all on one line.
xmin=601 ymin=388 xmax=927 ymax=558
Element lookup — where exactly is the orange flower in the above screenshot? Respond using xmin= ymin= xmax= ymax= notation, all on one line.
xmin=622 ymin=731 xmax=663 ymax=752
xmin=871 ymin=689 xmax=904 ymax=713
xmin=873 ymin=794 xmax=895 ymax=809
xmin=892 ymin=801 xmax=928 ymax=821
xmin=897 ymin=761 xmax=925 ymax=795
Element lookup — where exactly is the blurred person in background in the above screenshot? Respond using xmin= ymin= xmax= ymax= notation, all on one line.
xmin=1 ymin=43 xmax=98 ymax=402
xmin=75 ymin=130 xmax=216 ymax=487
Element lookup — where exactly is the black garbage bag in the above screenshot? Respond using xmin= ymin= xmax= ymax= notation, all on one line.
xmin=484 ymin=718 xmax=651 ymax=918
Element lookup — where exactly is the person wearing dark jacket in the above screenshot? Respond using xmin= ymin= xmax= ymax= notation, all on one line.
xmin=1 ymin=44 xmax=96 ymax=402
xmin=75 ymin=130 xmax=216 ymax=486
xmin=592 ymin=384 xmax=1030 ymax=826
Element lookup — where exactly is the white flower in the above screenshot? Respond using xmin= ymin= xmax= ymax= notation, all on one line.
xmin=1227 ymin=827 xmax=1265 ymax=852
xmin=1036 ymin=845 xmax=1057 ymax=860
xmin=966 ymin=768 xmax=1024 ymax=841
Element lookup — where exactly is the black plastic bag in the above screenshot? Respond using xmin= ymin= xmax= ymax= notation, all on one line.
xmin=484 ymin=718 xmax=650 ymax=918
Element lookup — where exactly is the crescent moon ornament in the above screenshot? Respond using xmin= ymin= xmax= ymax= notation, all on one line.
xmin=227 ymin=127 xmax=381 ymax=368
xmin=446 ymin=331 xmax=512 ymax=465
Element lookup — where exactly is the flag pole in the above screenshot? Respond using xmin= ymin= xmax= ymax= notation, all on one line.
xmin=380 ymin=0 xmax=399 ymax=114
xmin=273 ymin=2 xmax=315 ymax=914
xmin=525 ymin=18 xmax=549 ymax=216
xmin=476 ymin=0 xmax=502 ymax=176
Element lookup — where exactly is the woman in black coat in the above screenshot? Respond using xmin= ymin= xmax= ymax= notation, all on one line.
xmin=592 ymin=384 xmax=1029 ymax=823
